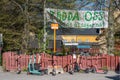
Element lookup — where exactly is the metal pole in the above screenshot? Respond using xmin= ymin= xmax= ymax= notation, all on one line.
xmin=54 ymin=29 xmax=56 ymax=53
xmin=43 ymin=0 xmax=46 ymax=53
xmin=52 ymin=29 xmax=56 ymax=76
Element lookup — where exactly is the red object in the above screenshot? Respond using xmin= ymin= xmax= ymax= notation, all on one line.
xmin=2 ymin=52 xmax=120 ymax=72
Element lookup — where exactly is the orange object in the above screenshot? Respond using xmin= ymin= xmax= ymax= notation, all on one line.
xmin=51 ymin=23 xmax=58 ymax=29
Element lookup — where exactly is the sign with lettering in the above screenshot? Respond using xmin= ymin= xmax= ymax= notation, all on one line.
xmin=51 ymin=23 xmax=58 ymax=29
xmin=45 ymin=8 xmax=108 ymax=28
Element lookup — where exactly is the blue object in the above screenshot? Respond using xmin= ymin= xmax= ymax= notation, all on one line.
xmin=27 ymin=55 xmax=48 ymax=75
xmin=77 ymin=45 xmax=91 ymax=48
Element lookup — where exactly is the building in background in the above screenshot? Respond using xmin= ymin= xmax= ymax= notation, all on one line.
xmin=47 ymin=28 xmax=100 ymax=55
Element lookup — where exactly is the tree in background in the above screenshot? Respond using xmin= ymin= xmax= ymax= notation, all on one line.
xmin=0 ymin=0 xmax=76 ymax=53
xmin=0 ymin=0 xmax=24 ymax=51
xmin=1 ymin=0 xmax=119 ymax=54
xmin=76 ymin=0 xmax=120 ymax=55
xmin=91 ymin=0 xmax=120 ymax=55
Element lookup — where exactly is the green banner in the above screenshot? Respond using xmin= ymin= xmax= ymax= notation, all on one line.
xmin=45 ymin=8 xmax=108 ymax=28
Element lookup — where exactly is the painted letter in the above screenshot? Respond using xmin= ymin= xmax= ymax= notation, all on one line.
xmin=62 ymin=11 xmax=67 ymax=21
xmin=68 ymin=12 xmax=73 ymax=21
xmin=72 ymin=12 xmax=80 ymax=21
xmin=84 ymin=12 xmax=92 ymax=21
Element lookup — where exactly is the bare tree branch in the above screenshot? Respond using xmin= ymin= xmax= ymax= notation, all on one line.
xmin=10 ymin=0 xmax=24 ymax=14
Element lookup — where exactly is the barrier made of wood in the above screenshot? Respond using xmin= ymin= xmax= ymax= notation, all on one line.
xmin=2 ymin=52 xmax=120 ymax=72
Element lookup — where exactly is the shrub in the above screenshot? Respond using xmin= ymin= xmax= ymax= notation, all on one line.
xmin=22 ymin=67 xmax=27 ymax=72
xmin=113 ymin=50 xmax=120 ymax=56
xmin=2 ymin=60 xmax=6 ymax=72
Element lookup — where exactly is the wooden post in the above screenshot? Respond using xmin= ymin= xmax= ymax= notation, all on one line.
xmin=51 ymin=23 xmax=58 ymax=54
xmin=54 ymin=29 xmax=56 ymax=53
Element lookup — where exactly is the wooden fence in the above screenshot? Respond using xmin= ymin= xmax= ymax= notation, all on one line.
xmin=2 ymin=52 xmax=120 ymax=71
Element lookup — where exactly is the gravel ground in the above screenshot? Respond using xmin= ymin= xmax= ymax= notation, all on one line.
xmin=0 ymin=71 xmax=120 ymax=80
